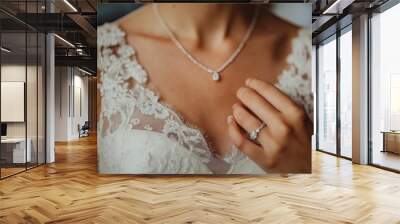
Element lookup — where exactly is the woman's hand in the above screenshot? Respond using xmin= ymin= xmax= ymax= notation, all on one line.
xmin=227 ymin=78 xmax=312 ymax=173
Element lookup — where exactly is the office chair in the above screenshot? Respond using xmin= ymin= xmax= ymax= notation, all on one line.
xmin=79 ymin=121 xmax=90 ymax=138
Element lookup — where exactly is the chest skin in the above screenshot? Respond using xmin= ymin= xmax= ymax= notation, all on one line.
xmin=124 ymin=28 xmax=294 ymax=156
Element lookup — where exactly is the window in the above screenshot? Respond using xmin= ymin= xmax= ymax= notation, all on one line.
xmin=316 ymin=26 xmax=353 ymax=159
xmin=390 ymin=74 xmax=400 ymax=130
xmin=0 ymin=1 xmax=47 ymax=179
xmin=339 ymin=28 xmax=352 ymax=158
xmin=317 ymin=36 xmax=337 ymax=154
xmin=370 ymin=2 xmax=400 ymax=171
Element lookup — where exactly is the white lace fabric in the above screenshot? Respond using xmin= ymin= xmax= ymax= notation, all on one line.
xmin=97 ymin=22 xmax=313 ymax=174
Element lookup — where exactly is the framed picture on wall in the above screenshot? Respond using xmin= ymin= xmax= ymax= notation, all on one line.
xmin=1 ymin=81 xmax=25 ymax=123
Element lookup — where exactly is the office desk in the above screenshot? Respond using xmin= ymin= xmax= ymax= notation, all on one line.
xmin=1 ymin=138 xmax=32 ymax=163
xmin=382 ymin=131 xmax=400 ymax=154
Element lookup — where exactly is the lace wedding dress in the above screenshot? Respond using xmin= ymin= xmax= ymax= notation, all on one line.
xmin=97 ymin=22 xmax=313 ymax=174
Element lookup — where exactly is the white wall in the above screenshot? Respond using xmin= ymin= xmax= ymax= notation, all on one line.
xmin=1 ymin=65 xmax=38 ymax=138
xmin=55 ymin=66 xmax=69 ymax=141
xmin=54 ymin=67 xmax=89 ymax=141
xmin=1 ymin=65 xmax=26 ymax=139
xmin=1 ymin=64 xmax=46 ymax=164
xmin=71 ymin=73 xmax=89 ymax=138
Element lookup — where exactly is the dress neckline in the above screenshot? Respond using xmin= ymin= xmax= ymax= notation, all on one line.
xmin=114 ymin=22 xmax=250 ymax=161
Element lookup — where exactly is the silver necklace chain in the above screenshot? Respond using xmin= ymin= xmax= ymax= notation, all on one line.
xmin=153 ymin=4 xmax=260 ymax=81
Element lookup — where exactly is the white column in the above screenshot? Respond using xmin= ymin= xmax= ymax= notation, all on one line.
xmin=45 ymin=0 xmax=56 ymax=163
xmin=55 ymin=67 xmax=73 ymax=141
xmin=312 ymin=45 xmax=317 ymax=150
xmin=352 ymin=14 xmax=369 ymax=164
xmin=46 ymin=32 xmax=55 ymax=163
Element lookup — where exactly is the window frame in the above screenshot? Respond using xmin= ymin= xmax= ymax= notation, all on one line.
xmin=315 ymin=24 xmax=353 ymax=161
xmin=367 ymin=0 xmax=400 ymax=173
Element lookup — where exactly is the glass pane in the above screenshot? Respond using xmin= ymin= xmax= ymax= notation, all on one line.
xmin=312 ymin=45 xmax=317 ymax=150
xmin=25 ymin=0 xmax=40 ymax=170
xmin=0 ymin=0 xmax=46 ymax=178
xmin=318 ymin=37 xmax=337 ymax=154
xmin=340 ymin=29 xmax=352 ymax=158
xmin=1 ymin=31 xmax=27 ymax=177
xmin=38 ymin=32 xmax=45 ymax=165
xmin=371 ymin=3 xmax=400 ymax=171
xmin=27 ymin=31 xmax=38 ymax=169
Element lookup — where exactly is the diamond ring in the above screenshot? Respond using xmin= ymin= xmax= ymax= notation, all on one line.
xmin=249 ymin=123 xmax=266 ymax=141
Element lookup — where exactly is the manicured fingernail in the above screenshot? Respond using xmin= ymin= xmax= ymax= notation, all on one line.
xmin=227 ymin=115 xmax=233 ymax=124
xmin=237 ymin=87 xmax=245 ymax=96
xmin=246 ymin=78 xmax=253 ymax=86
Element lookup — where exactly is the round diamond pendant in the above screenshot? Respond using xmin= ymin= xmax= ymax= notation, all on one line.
xmin=212 ymin=71 xmax=220 ymax=81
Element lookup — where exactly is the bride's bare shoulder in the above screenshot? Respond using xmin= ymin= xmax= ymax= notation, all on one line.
xmin=115 ymin=4 xmax=157 ymax=37
xmin=257 ymin=7 xmax=306 ymax=60
xmin=259 ymin=7 xmax=303 ymax=38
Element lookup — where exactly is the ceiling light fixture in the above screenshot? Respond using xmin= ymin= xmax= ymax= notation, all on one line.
xmin=78 ymin=67 xmax=93 ymax=76
xmin=63 ymin=0 xmax=78 ymax=12
xmin=76 ymin=48 xmax=85 ymax=55
xmin=1 ymin=47 xmax=11 ymax=53
xmin=323 ymin=0 xmax=343 ymax=14
xmin=54 ymin=34 xmax=75 ymax=48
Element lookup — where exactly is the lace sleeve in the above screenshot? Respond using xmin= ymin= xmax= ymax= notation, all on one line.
xmin=97 ymin=23 xmax=148 ymax=138
xmin=275 ymin=28 xmax=313 ymax=122
xmin=97 ymin=23 xmax=213 ymax=164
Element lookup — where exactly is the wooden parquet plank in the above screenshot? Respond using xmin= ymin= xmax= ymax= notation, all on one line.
xmin=0 ymin=135 xmax=399 ymax=223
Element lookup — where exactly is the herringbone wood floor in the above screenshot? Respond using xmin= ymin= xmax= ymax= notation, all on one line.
xmin=0 ymin=135 xmax=399 ymax=224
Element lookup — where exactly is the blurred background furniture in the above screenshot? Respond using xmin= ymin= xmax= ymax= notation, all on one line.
xmin=78 ymin=121 xmax=90 ymax=138
xmin=382 ymin=131 xmax=400 ymax=154
xmin=0 ymin=138 xmax=32 ymax=165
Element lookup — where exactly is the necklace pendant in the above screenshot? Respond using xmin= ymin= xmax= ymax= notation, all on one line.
xmin=212 ymin=71 xmax=220 ymax=81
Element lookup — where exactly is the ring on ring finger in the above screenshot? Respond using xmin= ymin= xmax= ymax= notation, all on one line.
xmin=248 ymin=122 xmax=267 ymax=141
